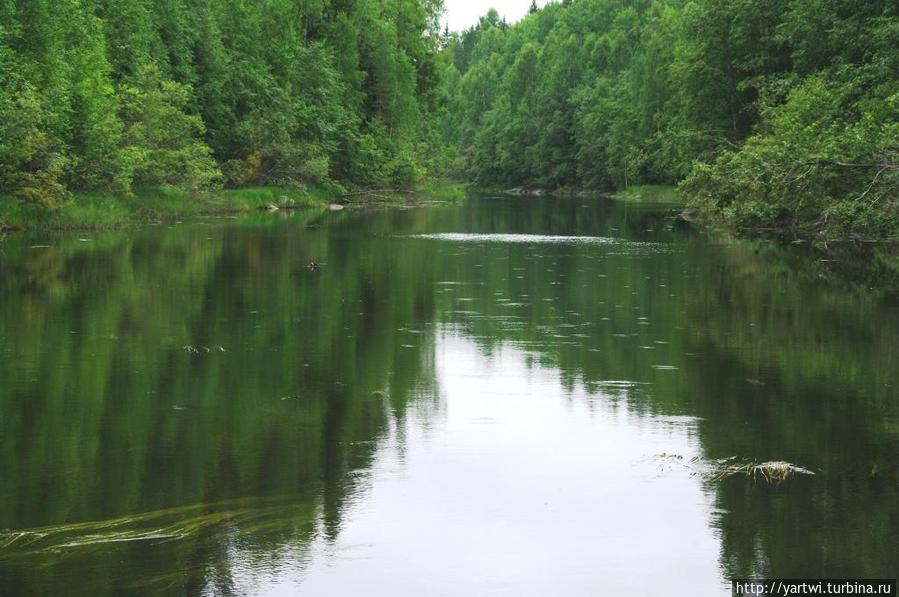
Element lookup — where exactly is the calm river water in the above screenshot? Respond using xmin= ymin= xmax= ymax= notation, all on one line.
xmin=0 ymin=195 xmax=897 ymax=595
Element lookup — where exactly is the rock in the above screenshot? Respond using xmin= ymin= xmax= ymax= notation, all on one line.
xmin=328 ymin=203 xmax=345 ymax=211
xmin=266 ymin=204 xmax=280 ymax=212
xmin=279 ymin=196 xmax=296 ymax=208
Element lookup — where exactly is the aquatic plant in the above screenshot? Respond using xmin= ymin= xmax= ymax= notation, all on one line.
xmin=705 ymin=458 xmax=816 ymax=485
xmin=0 ymin=498 xmax=315 ymax=558
xmin=653 ymin=454 xmax=815 ymax=485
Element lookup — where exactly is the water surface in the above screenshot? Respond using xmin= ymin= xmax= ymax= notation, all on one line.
xmin=1 ymin=196 xmax=897 ymax=595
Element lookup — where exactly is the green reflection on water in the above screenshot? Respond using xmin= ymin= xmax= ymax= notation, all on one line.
xmin=0 ymin=197 xmax=897 ymax=594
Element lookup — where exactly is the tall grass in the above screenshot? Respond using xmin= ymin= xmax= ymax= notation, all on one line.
xmin=0 ymin=185 xmax=334 ymax=231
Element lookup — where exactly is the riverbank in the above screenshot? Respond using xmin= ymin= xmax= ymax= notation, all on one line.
xmin=0 ymin=181 xmax=465 ymax=232
xmin=684 ymin=197 xmax=899 ymax=244
xmin=616 ymin=185 xmax=898 ymax=243
xmin=500 ymin=182 xmax=898 ymax=243
xmin=500 ymin=185 xmax=680 ymax=201
xmin=0 ymin=186 xmax=328 ymax=232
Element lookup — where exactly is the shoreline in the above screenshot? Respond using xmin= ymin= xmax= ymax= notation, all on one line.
xmin=503 ymin=184 xmax=899 ymax=243
xmin=0 ymin=181 xmax=465 ymax=233
xmin=684 ymin=208 xmax=899 ymax=245
xmin=4 ymin=180 xmax=894 ymax=244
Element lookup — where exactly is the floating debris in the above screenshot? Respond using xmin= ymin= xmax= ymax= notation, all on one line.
xmin=182 ymin=345 xmax=226 ymax=354
xmin=652 ymin=454 xmax=815 ymax=485
xmin=705 ymin=458 xmax=815 ymax=484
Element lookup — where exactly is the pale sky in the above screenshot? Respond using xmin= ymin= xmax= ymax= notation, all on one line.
xmin=442 ymin=0 xmax=548 ymax=32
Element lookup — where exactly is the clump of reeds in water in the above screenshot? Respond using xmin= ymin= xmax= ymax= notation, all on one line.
xmin=652 ymin=454 xmax=815 ymax=485
xmin=705 ymin=457 xmax=815 ymax=485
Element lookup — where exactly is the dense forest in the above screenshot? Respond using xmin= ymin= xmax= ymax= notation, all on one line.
xmin=0 ymin=0 xmax=447 ymax=207
xmin=441 ymin=0 xmax=898 ymax=236
xmin=1 ymin=0 xmax=897 ymax=236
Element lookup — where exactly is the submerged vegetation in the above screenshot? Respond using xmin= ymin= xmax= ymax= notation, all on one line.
xmin=0 ymin=498 xmax=317 ymax=556
xmin=440 ymin=0 xmax=898 ymax=238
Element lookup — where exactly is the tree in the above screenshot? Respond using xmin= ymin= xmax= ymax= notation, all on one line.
xmin=118 ymin=64 xmax=220 ymax=191
xmin=1 ymin=0 xmax=450 ymax=203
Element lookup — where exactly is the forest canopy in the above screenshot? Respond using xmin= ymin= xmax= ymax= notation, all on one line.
xmin=1 ymin=0 xmax=897 ymax=237
xmin=440 ymin=0 xmax=898 ymax=236
xmin=0 ymin=0 xmax=448 ymax=206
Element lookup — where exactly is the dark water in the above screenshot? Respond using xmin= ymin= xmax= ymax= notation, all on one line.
xmin=0 ymin=196 xmax=897 ymax=596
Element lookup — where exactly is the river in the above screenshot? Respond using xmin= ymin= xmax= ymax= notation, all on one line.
xmin=0 ymin=195 xmax=896 ymax=595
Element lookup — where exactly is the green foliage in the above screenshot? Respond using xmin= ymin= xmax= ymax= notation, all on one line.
xmin=64 ymin=5 xmax=127 ymax=192
xmin=442 ymin=0 xmax=898 ymax=237
xmin=4 ymin=0 xmax=896 ymax=236
xmin=416 ymin=180 xmax=466 ymax=201
xmin=119 ymin=65 xmax=221 ymax=191
xmin=615 ymin=185 xmax=681 ymax=203
xmin=682 ymin=11 xmax=899 ymax=237
xmin=0 ymin=184 xmax=335 ymax=231
xmin=0 ymin=0 xmax=448 ymax=213
xmin=0 ymin=79 xmax=68 ymax=208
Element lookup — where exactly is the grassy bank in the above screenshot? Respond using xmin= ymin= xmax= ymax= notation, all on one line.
xmin=0 ymin=181 xmax=465 ymax=232
xmin=0 ymin=186 xmax=331 ymax=232
xmin=415 ymin=180 xmax=466 ymax=202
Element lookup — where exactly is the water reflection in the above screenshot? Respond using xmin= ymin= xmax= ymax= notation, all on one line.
xmin=0 ymin=197 xmax=897 ymax=595
xmin=297 ymin=336 xmax=720 ymax=597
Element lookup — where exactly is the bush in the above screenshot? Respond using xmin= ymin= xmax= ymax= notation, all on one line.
xmin=683 ymin=76 xmax=899 ymax=236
